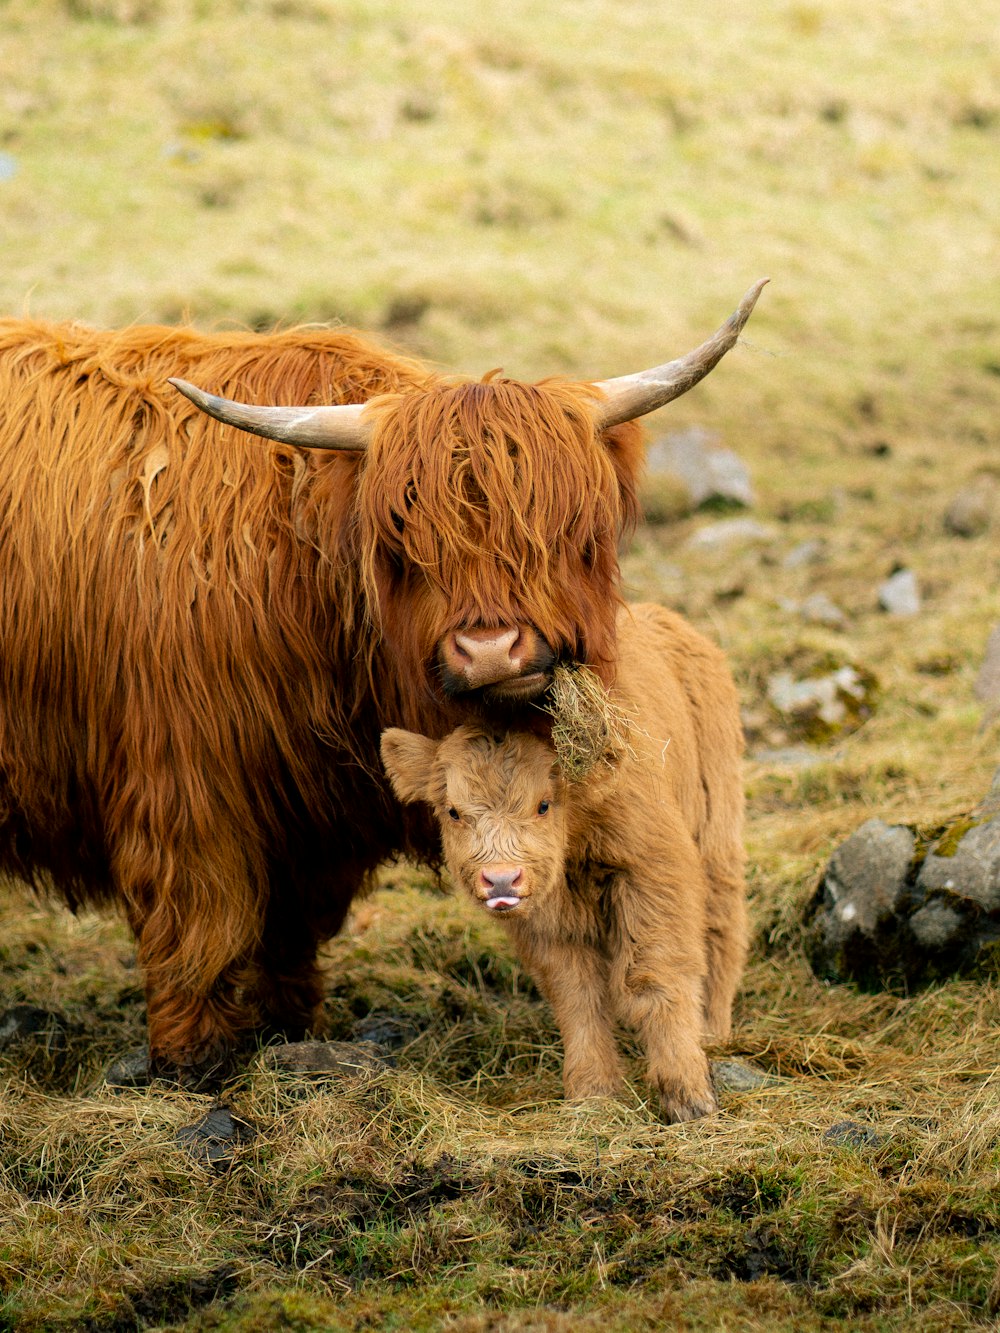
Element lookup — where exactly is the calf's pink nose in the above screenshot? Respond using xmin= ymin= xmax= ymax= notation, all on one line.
xmin=480 ymin=866 xmax=523 ymax=895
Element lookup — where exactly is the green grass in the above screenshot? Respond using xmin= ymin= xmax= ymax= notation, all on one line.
xmin=2 ymin=0 xmax=1000 ymax=1327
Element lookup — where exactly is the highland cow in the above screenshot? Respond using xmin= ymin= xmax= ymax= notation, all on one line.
xmin=0 ymin=282 xmax=763 ymax=1080
xmin=381 ymin=603 xmax=747 ymax=1122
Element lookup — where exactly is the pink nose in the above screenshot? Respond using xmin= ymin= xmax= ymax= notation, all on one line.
xmin=480 ymin=866 xmax=523 ymax=895
xmin=443 ymin=627 xmax=525 ymax=688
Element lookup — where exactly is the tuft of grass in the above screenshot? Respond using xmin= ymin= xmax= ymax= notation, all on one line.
xmin=545 ymin=664 xmax=637 ymax=780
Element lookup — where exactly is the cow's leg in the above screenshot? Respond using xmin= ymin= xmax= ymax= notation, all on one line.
xmin=608 ymin=831 xmax=717 ymax=1124
xmin=247 ymin=861 xmax=363 ymax=1042
xmin=249 ymin=936 xmax=326 ymax=1045
xmin=141 ymin=959 xmax=253 ymax=1084
xmin=124 ymin=892 xmax=257 ymax=1083
xmin=507 ymin=923 xmax=623 ymax=1099
xmin=113 ymin=821 xmax=264 ymax=1083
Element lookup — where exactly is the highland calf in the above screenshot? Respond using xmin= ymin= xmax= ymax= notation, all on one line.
xmin=381 ymin=603 xmax=747 ymax=1123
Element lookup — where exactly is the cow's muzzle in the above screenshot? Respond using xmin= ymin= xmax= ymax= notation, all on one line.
xmin=438 ymin=625 xmax=555 ymax=700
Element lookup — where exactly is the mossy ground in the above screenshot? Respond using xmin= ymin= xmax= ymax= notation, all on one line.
xmin=2 ymin=0 xmax=999 ymax=1328
xmin=2 ymin=883 xmax=1000 ymax=1331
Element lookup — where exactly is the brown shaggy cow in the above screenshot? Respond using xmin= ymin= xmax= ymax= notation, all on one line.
xmin=0 ymin=282 xmax=763 ymax=1080
xmin=381 ymin=603 xmax=747 ymax=1122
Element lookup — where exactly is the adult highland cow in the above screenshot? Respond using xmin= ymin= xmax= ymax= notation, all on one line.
xmin=0 ymin=280 xmax=764 ymax=1080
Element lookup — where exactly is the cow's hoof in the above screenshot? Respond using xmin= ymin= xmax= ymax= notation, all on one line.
xmin=104 ymin=1045 xmax=152 ymax=1089
xmin=150 ymin=1046 xmax=236 ymax=1092
xmin=176 ymin=1105 xmax=256 ymax=1169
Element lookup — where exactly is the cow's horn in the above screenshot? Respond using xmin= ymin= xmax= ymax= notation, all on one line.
xmin=592 ymin=278 xmax=768 ymax=429
xmin=168 ymin=379 xmax=372 ymax=452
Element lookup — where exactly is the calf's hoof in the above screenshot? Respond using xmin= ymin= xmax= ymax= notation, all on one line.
xmin=654 ymin=1075 xmax=718 ymax=1124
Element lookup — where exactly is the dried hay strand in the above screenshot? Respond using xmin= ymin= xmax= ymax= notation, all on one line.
xmin=545 ymin=664 xmax=637 ymax=780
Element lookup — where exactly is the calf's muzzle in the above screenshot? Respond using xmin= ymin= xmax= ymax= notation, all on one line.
xmin=478 ymin=865 xmax=525 ymax=912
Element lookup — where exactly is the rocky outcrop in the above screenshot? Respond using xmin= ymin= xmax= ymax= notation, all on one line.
xmin=806 ymin=772 xmax=1000 ymax=989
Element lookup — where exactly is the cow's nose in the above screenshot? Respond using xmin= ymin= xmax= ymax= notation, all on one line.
xmin=443 ymin=626 xmax=523 ymax=687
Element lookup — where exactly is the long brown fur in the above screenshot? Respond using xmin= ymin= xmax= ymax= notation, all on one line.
xmin=0 ymin=317 xmax=642 ymax=1076
xmin=381 ymin=603 xmax=747 ymax=1123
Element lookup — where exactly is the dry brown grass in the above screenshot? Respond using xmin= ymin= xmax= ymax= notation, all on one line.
xmin=545 ymin=664 xmax=638 ymax=780
xmin=2 ymin=875 xmax=999 ymax=1329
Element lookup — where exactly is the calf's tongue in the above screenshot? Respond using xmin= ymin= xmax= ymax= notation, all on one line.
xmin=486 ymin=896 xmax=520 ymax=912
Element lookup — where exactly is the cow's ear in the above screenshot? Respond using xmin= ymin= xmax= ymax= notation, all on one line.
xmin=380 ymin=729 xmax=438 ymax=805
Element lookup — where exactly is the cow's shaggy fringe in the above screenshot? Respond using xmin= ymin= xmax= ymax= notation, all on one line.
xmin=0 ymin=318 xmax=642 ymax=1072
xmin=357 ymin=375 xmax=642 ymax=707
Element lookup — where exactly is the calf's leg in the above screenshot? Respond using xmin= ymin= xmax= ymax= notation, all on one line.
xmin=608 ymin=838 xmax=717 ymax=1123
xmin=701 ymin=849 xmax=748 ymax=1042
xmin=508 ymin=924 xmax=623 ymax=1099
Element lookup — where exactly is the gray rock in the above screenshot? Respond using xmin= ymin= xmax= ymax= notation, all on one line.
xmin=974 ymin=624 xmax=1000 ymax=727
xmin=0 ymin=1005 xmax=66 ymax=1055
xmin=943 ymin=476 xmax=997 ymax=537
xmin=799 ymin=592 xmax=848 ymax=630
xmin=978 ymin=767 xmax=1000 ymax=816
xmin=783 ymin=539 xmax=828 ymax=569
xmin=646 ymin=427 xmax=755 ymax=509
xmin=104 ymin=1045 xmax=151 ymax=1088
xmin=824 ymin=1120 xmax=884 ymax=1149
xmin=260 ymin=1039 xmax=392 ymax=1081
xmin=878 ymin=568 xmax=921 ymax=617
xmin=750 ymin=745 xmax=830 ymax=767
xmin=808 ymin=797 xmax=1000 ymax=989
xmin=825 ymin=820 xmax=916 ymax=925
xmin=767 ymin=666 xmax=871 ymax=732
xmin=176 ymin=1105 xmax=255 ymax=1168
xmin=711 ymin=1059 xmax=781 ymax=1094
xmin=349 ymin=1011 xmax=421 ymax=1050
xmin=917 ymin=817 xmax=1000 ymax=913
xmin=806 ymin=820 xmax=915 ymax=986
xmin=909 ymin=901 xmax=964 ymax=949
xmin=687 ymin=518 xmax=778 ymax=551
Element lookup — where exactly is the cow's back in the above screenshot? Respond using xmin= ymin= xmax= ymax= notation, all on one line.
xmin=610 ymin=602 xmax=744 ymax=853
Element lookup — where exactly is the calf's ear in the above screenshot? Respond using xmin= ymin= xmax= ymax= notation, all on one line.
xmin=380 ymin=729 xmax=438 ymax=805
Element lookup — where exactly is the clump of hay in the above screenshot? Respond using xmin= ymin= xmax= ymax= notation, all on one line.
xmin=545 ymin=664 xmax=636 ymax=780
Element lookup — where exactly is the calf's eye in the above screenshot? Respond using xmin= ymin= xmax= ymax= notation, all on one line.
xmin=448 ymin=807 xmax=460 ymax=822
xmin=537 ymin=800 xmax=550 ymax=816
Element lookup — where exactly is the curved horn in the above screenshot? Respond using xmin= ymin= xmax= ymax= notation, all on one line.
xmin=168 ymin=378 xmax=372 ymax=452
xmin=592 ymin=278 xmax=768 ymax=429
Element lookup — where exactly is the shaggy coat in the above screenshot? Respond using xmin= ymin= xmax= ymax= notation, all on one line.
xmin=381 ymin=603 xmax=747 ymax=1123
xmin=0 ymin=318 xmax=642 ymax=1077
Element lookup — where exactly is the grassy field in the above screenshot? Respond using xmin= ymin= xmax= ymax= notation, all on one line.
xmin=1 ymin=0 xmax=999 ymax=1328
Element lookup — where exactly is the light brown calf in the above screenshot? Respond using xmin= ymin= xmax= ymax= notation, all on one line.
xmin=381 ymin=602 xmax=747 ymax=1123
